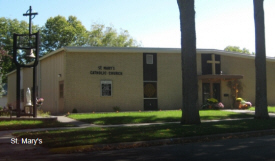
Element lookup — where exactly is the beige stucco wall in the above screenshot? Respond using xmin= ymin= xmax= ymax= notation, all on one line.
xmin=64 ymin=52 xmax=143 ymax=113
xmin=221 ymin=55 xmax=256 ymax=107
xmin=266 ymin=61 xmax=275 ymax=106
xmin=7 ymin=48 xmax=275 ymax=114
xmin=157 ymin=53 xmax=182 ymax=110
xmin=40 ymin=51 xmax=65 ymax=114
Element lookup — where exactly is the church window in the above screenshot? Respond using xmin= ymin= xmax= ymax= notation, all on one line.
xmin=101 ymin=80 xmax=112 ymax=96
xmin=146 ymin=54 xmax=153 ymax=64
xmin=201 ymin=54 xmax=221 ymax=75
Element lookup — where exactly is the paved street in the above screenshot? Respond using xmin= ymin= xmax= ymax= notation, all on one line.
xmin=1 ymin=134 xmax=275 ymax=161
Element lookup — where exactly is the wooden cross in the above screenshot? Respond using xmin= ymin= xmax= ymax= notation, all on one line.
xmin=23 ymin=6 xmax=38 ymax=35
xmin=207 ymin=54 xmax=220 ymax=74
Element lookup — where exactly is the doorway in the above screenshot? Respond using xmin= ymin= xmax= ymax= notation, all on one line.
xmin=202 ymin=82 xmax=221 ymax=103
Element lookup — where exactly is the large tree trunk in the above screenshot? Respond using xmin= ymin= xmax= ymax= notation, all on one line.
xmin=177 ymin=0 xmax=201 ymax=124
xmin=253 ymin=0 xmax=269 ymax=119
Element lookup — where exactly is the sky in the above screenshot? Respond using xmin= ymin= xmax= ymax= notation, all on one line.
xmin=1 ymin=0 xmax=275 ymax=56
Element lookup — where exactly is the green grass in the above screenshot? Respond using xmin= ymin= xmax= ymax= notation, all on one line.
xmin=249 ymin=106 xmax=275 ymax=113
xmin=14 ymin=119 xmax=275 ymax=149
xmin=0 ymin=120 xmax=74 ymax=131
xmin=68 ymin=110 xmax=253 ymax=125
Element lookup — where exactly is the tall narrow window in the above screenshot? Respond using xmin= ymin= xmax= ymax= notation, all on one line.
xmin=101 ymin=80 xmax=112 ymax=96
xmin=146 ymin=54 xmax=153 ymax=64
xmin=59 ymin=81 xmax=64 ymax=98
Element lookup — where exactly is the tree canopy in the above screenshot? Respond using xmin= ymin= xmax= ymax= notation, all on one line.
xmin=0 ymin=17 xmax=39 ymax=83
xmin=41 ymin=15 xmax=88 ymax=54
xmin=224 ymin=46 xmax=254 ymax=54
xmin=88 ymin=24 xmax=138 ymax=47
xmin=41 ymin=16 xmax=139 ymax=55
xmin=0 ymin=16 xmax=140 ymax=83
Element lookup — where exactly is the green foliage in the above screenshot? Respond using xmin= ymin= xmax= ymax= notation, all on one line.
xmin=41 ymin=15 xmax=88 ymax=54
xmin=88 ymin=23 xmax=139 ymax=47
xmin=72 ymin=108 xmax=78 ymax=113
xmin=207 ymin=98 xmax=218 ymax=104
xmin=224 ymin=46 xmax=253 ymax=54
xmin=37 ymin=109 xmax=51 ymax=117
xmin=0 ymin=17 xmax=140 ymax=81
xmin=0 ymin=17 xmax=40 ymax=83
xmin=236 ymin=97 xmax=243 ymax=102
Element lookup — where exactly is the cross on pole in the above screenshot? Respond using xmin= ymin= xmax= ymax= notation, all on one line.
xmin=207 ymin=54 xmax=220 ymax=74
xmin=23 ymin=6 xmax=38 ymax=35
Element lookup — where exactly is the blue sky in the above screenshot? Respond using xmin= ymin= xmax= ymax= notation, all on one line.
xmin=1 ymin=0 xmax=275 ymax=56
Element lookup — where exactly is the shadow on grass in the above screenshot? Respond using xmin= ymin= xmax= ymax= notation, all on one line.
xmin=14 ymin=119 xmax=275 ymax=149
xmin=78 ymin=116 xmax=180 ymax=125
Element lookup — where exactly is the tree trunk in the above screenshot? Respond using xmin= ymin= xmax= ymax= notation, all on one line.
xmin=253 ymin=0 xmax=269 ymax=119
xmin=177 ymin=0 xmax=201 ymax=124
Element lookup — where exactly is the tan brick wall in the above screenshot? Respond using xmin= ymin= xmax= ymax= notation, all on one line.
xmin=64 ymin=52 xmax=143 ymax=113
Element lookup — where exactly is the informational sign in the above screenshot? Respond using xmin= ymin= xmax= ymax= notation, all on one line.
xmin=90 ymin=66 xmax=123 ymax=75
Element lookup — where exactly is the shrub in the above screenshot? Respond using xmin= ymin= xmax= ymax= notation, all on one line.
xmin=236 ymin=98 xmax=243 ymax=102
xmin=37 ymin=109 xmax=51 ymax=117
xmin=72 ymin=108 xmax=78 ymax=113
xmin=207 ymin=98 xmax=218 ymax=104
xmin=113 ymin=106 xmax=120 ymax=112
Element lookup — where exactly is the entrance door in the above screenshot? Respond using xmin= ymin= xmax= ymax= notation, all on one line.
xmin=59 ymin=81 xmax=64 ymax=113
xmin=202 ymin=82 xmax=221 ymax=103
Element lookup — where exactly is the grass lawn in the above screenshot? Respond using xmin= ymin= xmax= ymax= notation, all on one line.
xmin=68 ymin=110 xmax=253 ymax=125
xmin=0 ymin=120 xmax=74 ymax=131
xmin=249 ymin=106 xmax=275 ymax=113
xmin=14 ymin=119 xmax=275 ymax=149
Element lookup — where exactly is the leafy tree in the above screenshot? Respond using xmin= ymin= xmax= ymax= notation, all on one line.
xmin=1 ymin=16 xmax=140 ymax=83
xmin=253 ymin=0 xmax=269 ymax=119
xmin=41 ymin=15 xmax=88 ymax=54
xmin=224 ymin=46 xmax=253 ymax=54
xmin=88 ymin=24 xmax=139 ymax=47
xmin=177 ymin=0 xmax=201 ymax=124
xmin=0 ymin=17 xmax=39 ymax=83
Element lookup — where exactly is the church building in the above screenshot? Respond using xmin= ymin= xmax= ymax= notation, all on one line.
xmin=7 ymin=47 xmax=275 ymax=114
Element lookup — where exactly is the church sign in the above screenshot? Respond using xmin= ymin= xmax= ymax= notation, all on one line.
xmin=90 ymin=66 xmax=123 ymax=75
